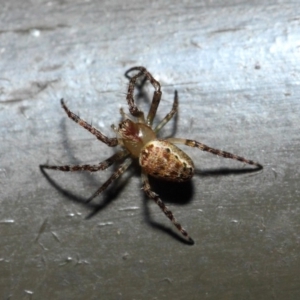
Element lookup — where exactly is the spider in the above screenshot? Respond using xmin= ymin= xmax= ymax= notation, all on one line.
xmin=40 ymin=66 xmax=263 ymax=244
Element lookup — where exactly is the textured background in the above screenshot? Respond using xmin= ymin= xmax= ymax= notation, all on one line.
xmin=0 ymin=0 xmax=299 ymax=299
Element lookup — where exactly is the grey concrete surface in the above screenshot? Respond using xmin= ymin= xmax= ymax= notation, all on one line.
xmin=0 ymin=0 xmax=299 ymax=299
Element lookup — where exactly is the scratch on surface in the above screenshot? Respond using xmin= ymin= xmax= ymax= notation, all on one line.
xmin=0 ymin=24 xmax=69 ymax=35
xmin=24 ymin=289 xmax=34 ymax=295
xmin=271 ymin=168 xmax=278 ymax=179
xmin=161 ymin=278 xmax=172 ymax=284
xmin=35 ymin=218 xmax=48 ymax=242
xmin=209 ymin=27 xmax=244 ymax=35
xmin=98 ymin=221 xmax=114 ymax=226
xmin=0 ymin=219 xmax=15 ymax=224
xmin=1 ymin=79 xmax=59 ymax=104
xmin=190 ymin=40 xmax=202 ymax=49
xmin=59 ymin=256 xmax=73 ymax=266
xmin=38 ymin=242 xmax=48 ymax=251
xmin=118 ymin=206 xmax=139 ymax=211
xmin=39 ymin=64 xmax=63 ymax=72
xmin=51 ymin=231 xmax=61 ymax=243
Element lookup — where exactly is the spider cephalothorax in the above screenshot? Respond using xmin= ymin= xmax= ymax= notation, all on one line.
xmin=41 ymin=66 xmax=262 ymax=244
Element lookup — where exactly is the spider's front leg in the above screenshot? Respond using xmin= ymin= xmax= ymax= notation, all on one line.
xmin=168 ymin=138 xmax=263 ymax=168
xmin=155 ymin=90 xmax=179 ymax=133
xmin=125 ymin=66 xmax=162 ymax=125
xmin=142 ymin=172 xmax=194 ymax=244
xmin=60 ymin=99 xmax=118 ymax=147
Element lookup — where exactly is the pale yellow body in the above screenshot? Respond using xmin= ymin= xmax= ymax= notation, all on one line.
xmin=117 ymin=119 xmax=194 ymax=182
xmin=140 ymin=140 xmax=194 ymax=182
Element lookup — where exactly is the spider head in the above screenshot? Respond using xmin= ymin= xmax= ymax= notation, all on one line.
xmin=117 ymin=119 xmax=156 ymax=157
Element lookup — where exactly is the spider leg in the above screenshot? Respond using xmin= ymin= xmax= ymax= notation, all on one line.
xmin=168 ymin=138 xmax=263 ymax=168
xmin=40 ymin=151 xmax=128 ymax=172
xmin=155 ymin=90 xmax=178 ymax=133
xmin=125 ymin=66 xmax=161 ymax=124
xmin=86 ymin=157 xmax=132 ymax=203
xmin=142 ymin=172 xmax=194 ymax=244
xmin=61 ymin=99 xmax=118 ymax=147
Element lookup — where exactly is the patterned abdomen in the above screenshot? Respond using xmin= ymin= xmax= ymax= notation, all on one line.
xmin=139 ymin=140 xmax=195 ymax=182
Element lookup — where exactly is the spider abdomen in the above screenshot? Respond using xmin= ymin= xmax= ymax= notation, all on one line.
xmin=140 ymin=140 xmax=195 ymax=182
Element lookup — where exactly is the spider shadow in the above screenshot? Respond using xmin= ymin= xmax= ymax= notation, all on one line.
xmin=141 ymin=165 xmax=261 ymax=245
xmin=195 ymin=165 xmax=263 ymax=177
xmin=85 ymin=166 xmax=135 ymax=219
xmin=40 ymin=116 xmax=132 ymax=217
xmin=39 ymin=163 xmax=133 ymax=217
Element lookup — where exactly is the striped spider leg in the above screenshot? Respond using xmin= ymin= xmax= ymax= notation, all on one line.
xmin=167 ymin=138 xmax=263 ymax=169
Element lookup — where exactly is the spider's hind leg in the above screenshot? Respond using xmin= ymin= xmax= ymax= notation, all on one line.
xmin=167 ymin=138 xmax=263 ymax=169
xmin=142 ymin=172 xmax=194 ymax=244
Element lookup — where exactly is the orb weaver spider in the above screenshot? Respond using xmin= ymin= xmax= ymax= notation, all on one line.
xmin=40 ymin=66 xmax=263 ymax=244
